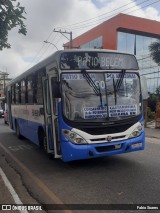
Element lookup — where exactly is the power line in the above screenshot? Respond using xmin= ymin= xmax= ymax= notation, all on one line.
xmin=140 ymin=64 xmax=160 ymax=70
xmin=58 ymin=0 xmax=140 ymax=29
xmin=137 ymin=55 xmax=152 ymax=61
xmin=25 ymin=0 xmax=160 ymax=71
xmin=69 ymin=0 xmax=160 ymax=30
xmin=53 ymin=29 xmax=73 ymax=48
xmin=67 ymin=0 xmax=151 ymax=30
xmin=23 ymin=30 xmax=56 ymax=71
xmin=37 ymin=0 xmax=155 ymax=59
xmin=146 ymin=76 xmax=160 ymax=79
xmin=36 ymin=33 xmax=61 ymax=63
xmin=141 ymin=70 xmax=160 ymax=75
xmin=43 ymin=41 xmax=58 ymax=50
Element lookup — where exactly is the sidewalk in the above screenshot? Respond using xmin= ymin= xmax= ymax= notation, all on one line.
xmin=145 ymin=121 xmax=160 ymax=139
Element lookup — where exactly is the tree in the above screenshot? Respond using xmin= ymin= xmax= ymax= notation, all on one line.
xmin=0 ymin=0 xmax=27 ymax=50
xmin=148 ymin=93 xmax=157 ymax=112
xmin=149 ymin=39 xmax=160 ymax=65
xmin=156 ymin=86 xmax=160 ymax=98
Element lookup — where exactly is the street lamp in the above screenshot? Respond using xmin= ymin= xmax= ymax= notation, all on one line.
xmin=43 ymin=40 xmax=58 ymax=50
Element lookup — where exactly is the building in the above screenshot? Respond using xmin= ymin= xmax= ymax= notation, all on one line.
xmin=0 ymin=72 xmax=12 ymax=97
xmin=70 ymin=13 xmax=160 ymax=93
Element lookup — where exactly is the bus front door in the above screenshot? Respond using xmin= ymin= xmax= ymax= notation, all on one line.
xmin=42 ymin=76 xmax=61 ymax=159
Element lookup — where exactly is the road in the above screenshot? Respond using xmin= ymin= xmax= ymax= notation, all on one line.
xmin=0 ymin=118 xmax=160 ymax=213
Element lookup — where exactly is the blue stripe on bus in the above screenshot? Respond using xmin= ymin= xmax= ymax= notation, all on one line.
xmin=12 ymin=117 xmax=46 ymax=146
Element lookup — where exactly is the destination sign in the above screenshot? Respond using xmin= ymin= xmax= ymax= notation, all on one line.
xmin=60 ymin=51 xmax=139 ymax=70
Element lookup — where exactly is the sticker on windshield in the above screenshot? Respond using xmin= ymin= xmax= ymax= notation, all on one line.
xmin=62 ymin=73 xmax=96 ymax=80
xmin=109 ymin=105 xmax=137 ymax=117
xmin=83 ymin=107 xmax=108 ymax=119
xmin=105 ymin=73 xmax=137 ymax=79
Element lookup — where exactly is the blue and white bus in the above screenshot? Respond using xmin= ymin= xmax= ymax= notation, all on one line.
xmin=6 ymin=49 xmax=147 ymax=162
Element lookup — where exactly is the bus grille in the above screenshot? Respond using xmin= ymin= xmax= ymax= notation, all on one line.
xmin=80 ymin=124 xmax=131 ymax=135
xmin=90 ymin=135 xmax=126 ymax=142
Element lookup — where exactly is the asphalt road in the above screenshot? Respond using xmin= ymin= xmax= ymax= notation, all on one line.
xmin=0 ymin=118 xmax=160 ymax=213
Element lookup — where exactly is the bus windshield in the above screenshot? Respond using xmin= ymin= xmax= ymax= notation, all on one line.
xmin=61 ymin=72 xmax=141 ymax=122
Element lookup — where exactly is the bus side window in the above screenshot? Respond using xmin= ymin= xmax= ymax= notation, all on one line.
xmin=34 ymin=69 xmax=46 ymax=105
xmin=21 ymin=79 xmax=26 ymax=104
xmin=15 ymin=82 xmax=21 ymax=104
xmin=51 ymin=77 xmax=59 ymax=115
xmin=27 ymin=75 xmax=34 ymax=104
xmin=11 ymin=85 xmax=16 ymax=104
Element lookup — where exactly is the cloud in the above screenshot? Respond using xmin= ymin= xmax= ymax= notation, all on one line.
xmin=0 ymin=0 xmax=160 ymax=78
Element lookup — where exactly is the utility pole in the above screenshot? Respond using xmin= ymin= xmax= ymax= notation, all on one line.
xmin=53 ymin=29 xmax=72 ymax=49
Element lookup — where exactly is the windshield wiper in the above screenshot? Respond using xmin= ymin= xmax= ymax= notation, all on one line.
xmin=115 ymin=69 xmax=126 ymax=92
xmin=113 ymin=77 xmax=117 ymax=105
xmin=111 ymin=70 xmax=126 ymax=106
xmin=81 ymin=70 xmax=103 ymax=107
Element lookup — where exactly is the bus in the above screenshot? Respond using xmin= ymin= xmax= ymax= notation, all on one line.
xmin=6 ymin=49 xmax=147 ymax=162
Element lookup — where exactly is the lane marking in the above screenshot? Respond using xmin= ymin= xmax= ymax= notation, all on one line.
xmin=0 ymin=143 xmax=72 ymax=213
xmin=0 ymin=167 xmax=29 ymax=213
xmin=8 ymin=144 xmax=33 ymax=152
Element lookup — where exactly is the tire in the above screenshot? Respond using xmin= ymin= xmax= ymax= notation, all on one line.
xmin=16 ymin=122 xmax=23 ymax=139
xmin=38 ymin=128 xmax=45 ymax=149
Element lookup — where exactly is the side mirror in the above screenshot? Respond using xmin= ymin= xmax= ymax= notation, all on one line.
xmin=52 ymin=81 xmax=61 ymax=98
xmin=140 ymin=76 xmax=149 ymax=100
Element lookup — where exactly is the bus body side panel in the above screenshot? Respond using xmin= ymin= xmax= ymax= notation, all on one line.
xmin=11 ymin=105 xmax=45 ymax=145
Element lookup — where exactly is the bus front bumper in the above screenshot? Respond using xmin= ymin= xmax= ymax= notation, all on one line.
xmin=61 ymin=132 xmax=145 ymax=162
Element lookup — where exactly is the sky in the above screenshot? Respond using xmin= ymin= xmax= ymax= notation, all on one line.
xmin=0 ymin=0 xmax=160 ymax=78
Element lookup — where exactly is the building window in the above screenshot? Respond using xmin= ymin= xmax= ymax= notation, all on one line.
xmin=117 ymin=31 xmax=160 ymax=93
xmin=117 ymin=32 xmax=135 ymax=54
xmin=80 ymin=36 xmax=103 ymax=49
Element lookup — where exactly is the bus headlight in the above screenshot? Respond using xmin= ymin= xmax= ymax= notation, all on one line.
xmin=129 ymin=124 xmax=143 ymax=138
xmin=62 ymin=129 xmax=87 ymax=144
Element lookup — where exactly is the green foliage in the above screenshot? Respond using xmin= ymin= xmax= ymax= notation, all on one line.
xmin=155 ymin=86 xmax=160 ymax=98
xmin=147 ymin=86 xmax=160 ymax=124
xmin=149 ymin=39 xmax=160 ymax=65
xmin=147 ymin=107 xmax=155 ymax=121
xmin=0 ymin=0 xmax=27 ymax=50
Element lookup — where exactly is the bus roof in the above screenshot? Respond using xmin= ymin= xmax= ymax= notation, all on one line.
xmin=7 ymin=49 xmax=138 ymax=86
